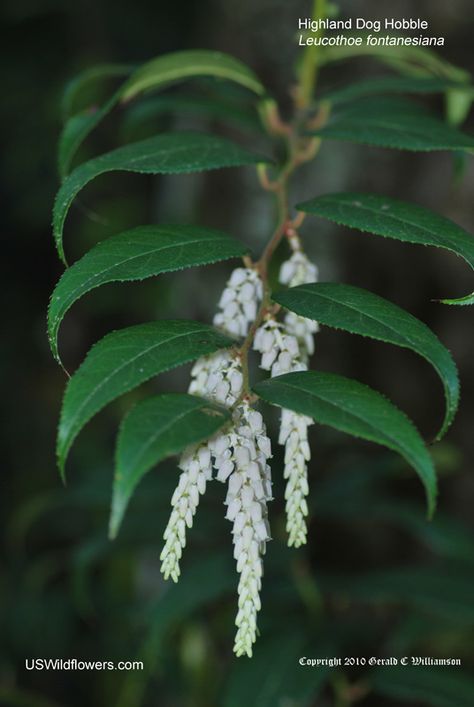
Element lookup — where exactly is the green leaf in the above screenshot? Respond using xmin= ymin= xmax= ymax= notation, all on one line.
xmin=59 ymin=51 xmax=265 ymax=176
xmin=61 ymin=63 xmax=134 ymax=118
xmin=53 ymin=132 xmax=268 ymax=264
xmin=309 ymin=97 xmax=474 ymax=152
xmin=48 ymin=224 xmax=248 ymax=365
xmin=121 ymin=50 xmax=266 ymax=103
xmin=320 ymin=76 xmax=467 ymax=105
xmin=297 ymin=192 xmax=474 ymax=305
xmin=254 ymin=371 xmax=437 ymax=517
xmin=110 ymin=393 xmax=230 ymax=539
xmin=58 ymin=92 xmax=120 ymax=177
xmin=273 ymin=282 xmax=459 ymax=440
xmin=121 ymin=94 xmax=263 ymax=139
xmin=319 ymin=39 xmax=470 ymax=84
xmin=445 ymin=87 xmax=474 ymax=126
xmin=57 ymin=320 xmax=233 ymax=475
xmin=372 ymin=667 xmax=474 ymax=707
xmin=224 ymin=630 xmax=330 ymax=707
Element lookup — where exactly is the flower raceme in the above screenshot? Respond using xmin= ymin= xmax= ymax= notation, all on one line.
xmin=160 ymin=254 xmax=319 ymax=655
xmin=253 ymin=316 xmax=314 ymax=549
xmin=213 ymin=403 xmax=272 ymax=657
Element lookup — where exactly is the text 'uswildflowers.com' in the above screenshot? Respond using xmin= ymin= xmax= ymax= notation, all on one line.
xmin=25 ymin=658 xmax=144 ymax=671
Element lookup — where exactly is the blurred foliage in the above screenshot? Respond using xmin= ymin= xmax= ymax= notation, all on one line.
xmin=1 ymin=0 xmax=474 ymax=705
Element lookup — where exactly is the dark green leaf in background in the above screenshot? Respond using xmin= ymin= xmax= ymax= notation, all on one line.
xmin=371 ymin=666 xmax=474 ymax=707
xmin=59 ymin=50 xmax=266 ymax=176
xmin=224 ymin=629 xmax=330 ymax=707
xmin=297 ymin=192 xmax=474 ymax=304
xmin=121 ymin=94 xmax=263 ymax=138
xmin=309 ymin=97 xmax=474 ymax=152
xmin=59 ymin=92 xmax=121 ymax=177
xmin=254 ymin=371 xmax=437 ymax=517
xmin=61 ymin=63 xmax=134 ymax=118
xmin=319 ymin=76 xmax=472 ymax=105
xmin=53 ymin=132 xmax=269 ymax=264
xmin=323 ymin=566 xmax=474 ymax=624
xmin=48 ymin=224 xmax=248 ymax=364
xmin=110 ymin=393 xmax=230 ymax=539
xmin=273 ymin=282 xmax=459 ymax=439
xmin=57 ymin=320 xmax=233 ymax=475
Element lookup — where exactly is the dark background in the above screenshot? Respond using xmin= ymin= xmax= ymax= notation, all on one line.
xmin=1 ymin=1 xmax=473 ymax=705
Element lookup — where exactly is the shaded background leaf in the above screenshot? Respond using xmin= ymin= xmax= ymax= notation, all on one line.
xmin=309 ymin=97 xmax=474 ymax=151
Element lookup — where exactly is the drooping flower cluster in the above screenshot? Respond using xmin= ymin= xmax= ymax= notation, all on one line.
xmin=159 ymin=269 xmax=261 ymax=586
xmin=160 ymin=444 xmax=213 ymax=582
xmin=161 ymin=266 xmax=271 ymax=655
xmin=279 ymin=250 xmax=319 ymax=363
xmin=254 ymin=316 xmax=313 ymax=548
xmin=252 ymin=247 xmax=319 ymax=548
xmin=279 ymin=409 xmax=311 ymax=547
xmin=159 ymin=246 xmax=320 ymax=654
xmin=159 ymin=350 xmax=245 ymax=583
xmin=212 ymin=403 xmax=272 ymax=657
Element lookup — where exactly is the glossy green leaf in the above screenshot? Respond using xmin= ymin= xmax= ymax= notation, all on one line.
xmin=372 ymin=666 xmax=474 ymax=707
xmin=53 ymin=132 xmax=268 ymax=264
xmin=273 ymin=282 xmax=459 ymax=440
xmin=297 ymin=192 xmax=474 ymax=305
xmin=254 ymin=371 xmax=437 ymax=517
xmin=57 ymin=320 xmax=233 ymax=475
xmin=121 ymin=50 xmax=265 ymax=102
xmin=309 ymin=97 xmax=474 ymax=152
xmin=110 ymin=393 xmax=230 ymax=539
xmin=48 ymin=224 xmax=248 ymax=365
xmin=320 ymin=76 xmax=469 ymax=104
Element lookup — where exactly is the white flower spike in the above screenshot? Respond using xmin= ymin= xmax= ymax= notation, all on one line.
xmin=279 ymin=250 xmax=319 ymax=364
xmin=160 ymin=443 xmax=213 ymax=582
xmin=213 ymin=267 xmax=263 ymax=338
xmin=212 ymin=401 xmax=272 ymax=657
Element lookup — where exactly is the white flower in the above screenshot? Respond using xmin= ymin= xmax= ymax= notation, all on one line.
xmin=189 ymin=351 xmax=243 ymax=407
xmin=161 ymin=349 xmax=244 ymax=582
xmin=254 ymin=318 xmax=306 ymax=377
xmin=213 ymin=402 xmax=272 ymax=657
xmin=213 ymin=267 xmax=263 ymax=338
xmin=279 ymin=250 xmax=319 ymax=364
xmin=284 ymin=311 xmax=319 ymax=362
xmin=160 ymin=443 xmax=213 ymax=582
xmin=254 ymin=315 xmax=313 ymax=548
xmin=279 ymin=409 xmax=312 ymax=547
xmin=279 ymin=251 xmax=318 ymax=288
